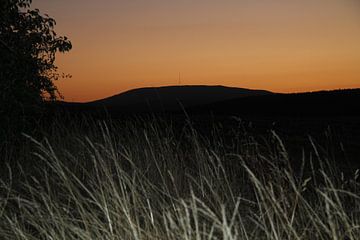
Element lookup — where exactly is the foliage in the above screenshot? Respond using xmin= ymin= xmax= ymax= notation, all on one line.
xmin=0 ymin=0 xmax=72 ymax=134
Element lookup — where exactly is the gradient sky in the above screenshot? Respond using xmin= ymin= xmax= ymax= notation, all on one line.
xmin=32 ymin=0 xmax=360 ymax=102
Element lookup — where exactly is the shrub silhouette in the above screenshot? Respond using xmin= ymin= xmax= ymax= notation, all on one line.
xmin=0 ymin=0 xmax=72 ymax=136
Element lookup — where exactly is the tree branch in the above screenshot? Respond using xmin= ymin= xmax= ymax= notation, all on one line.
xmin=0 ymin=38 xmax=17 ymax=56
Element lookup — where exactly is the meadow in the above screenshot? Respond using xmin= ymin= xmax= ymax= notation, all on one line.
xmin=0 ymin=116 xmax=359 ymax=240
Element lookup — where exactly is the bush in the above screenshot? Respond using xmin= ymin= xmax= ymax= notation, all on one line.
xmin=0 ymin=0 xmax=71 ymax=138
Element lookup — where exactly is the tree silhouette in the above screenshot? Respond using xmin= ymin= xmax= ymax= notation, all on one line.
xmin=0 ymin=0 xmax=72 ymax=133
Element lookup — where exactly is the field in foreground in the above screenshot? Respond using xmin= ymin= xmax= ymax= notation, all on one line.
xmin=1 ymin=117 xmax=360 ymax=240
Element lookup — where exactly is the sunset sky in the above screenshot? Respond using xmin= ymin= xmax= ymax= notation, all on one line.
xmin=33 ymin=0 xmax=360 ymax=102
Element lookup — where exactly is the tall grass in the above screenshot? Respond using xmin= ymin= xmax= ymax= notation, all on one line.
xmin=0 ymin=117 xmax=359 ymax=239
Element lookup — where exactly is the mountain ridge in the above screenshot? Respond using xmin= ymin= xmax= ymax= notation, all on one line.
xmin=85 ymin=85 xmax=272 ymax=112
xmin=56 ymin=86 xmax=360 ymax=117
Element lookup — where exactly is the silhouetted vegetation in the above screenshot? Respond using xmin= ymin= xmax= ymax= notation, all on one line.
xmin=0 ymin=0 xmax=72 ymax=139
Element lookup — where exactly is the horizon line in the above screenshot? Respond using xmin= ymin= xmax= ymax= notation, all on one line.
xmin=58 ymin=84 xmax=360 ymax=104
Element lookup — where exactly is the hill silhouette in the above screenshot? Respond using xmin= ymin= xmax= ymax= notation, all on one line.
xmin=86 ymin=85 xmax=271 ymax=112
xmin=56 ymin=86 xmax=360 ymax=118
xmin=189 ymin=88 xmax=360 ymax=116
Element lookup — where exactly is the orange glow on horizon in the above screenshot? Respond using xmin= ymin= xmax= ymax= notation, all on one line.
xmin=33 ymin=0 xmax=360 ymax=102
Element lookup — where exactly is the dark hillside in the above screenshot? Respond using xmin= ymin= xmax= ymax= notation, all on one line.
xmin=190 ymin=89 xmax=360 ymax=117
xmin=87 ymin=85 xmax=271 ymax=112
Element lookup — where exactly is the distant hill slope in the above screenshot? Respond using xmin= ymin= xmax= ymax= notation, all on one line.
xmin=86 ymin=85 xmax=271 ymax=112
xmin=189 ymin=88 xmax=360 ymax=116
xmin=56 ymin=87 xmax=360 ymax=117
